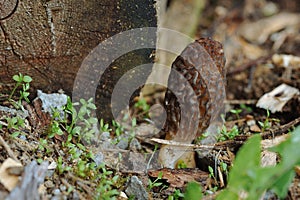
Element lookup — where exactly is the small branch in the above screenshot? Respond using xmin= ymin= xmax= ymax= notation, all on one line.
xmin=224 ymin=99 xmax=257 ymax=105
xmin=227 ymin=54 xmax=273 ymax=76
xmin=261 ymin=116 xmax=300 ymax=139
xmin=0 ymin=131 xmax=19 ymax=161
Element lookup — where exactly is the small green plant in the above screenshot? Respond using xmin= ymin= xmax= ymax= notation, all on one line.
xmin=100 ymin=118 xmax=112 ymax=132
xmin=168 ymin=189 xmax=184 ymax=200
xmin=218 ymin=125 xmax=240 ymax=141
xmin=258 ymin=109 xmax=271 ymax=132
xmin=220 ymin=162 xmax=228 ymax=176
xmin=239 ymin=104 xmax=252 ymax=112
xmin=48 ymin=119 xmax=64 ymax=138
xmin=230 ymin=108 xmax=242 ymax=119
xmin=94 ymin=164 xmax=120 ymax=200
xmin=8 ymin=73 xmax=32 ymax=107
xmin=111 ymin=120 xmax=124 ymax=137
xmin=176 ymin=160 xmax=187 ymax=169
xmin=57 ymin=156 xmax=72 ymax=175
xmin=148 ymin=171 xmax=164 ymax=190
xmin=195 ymin=131 xmax=210 ymax=143
xmin=48 ymin=97 xmax=98 ymax=144
xmin=38 ymin=138 xmax=52 ymax=154
xmin=6 ymin=116 xmax=25 ymax=137
xmin=134 ymin=97 xmax=150 ymax=114
xmin=208 ymin=166 xmax=217 ymax=183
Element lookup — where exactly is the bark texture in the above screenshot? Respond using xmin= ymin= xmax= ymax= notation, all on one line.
xmin=0 ymin=0 xmax=157 ymax=121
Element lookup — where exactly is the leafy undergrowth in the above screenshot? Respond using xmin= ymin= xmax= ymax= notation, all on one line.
xmin=217 ymin=127 xmax=300 ymax=200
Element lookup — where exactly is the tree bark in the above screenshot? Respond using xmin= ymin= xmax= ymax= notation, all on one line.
xmin=0 ymin=0 xmax=157 ymax=121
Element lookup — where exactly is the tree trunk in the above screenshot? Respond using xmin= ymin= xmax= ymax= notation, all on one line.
xmin=0 ymin=0 xmax=157 ymax=121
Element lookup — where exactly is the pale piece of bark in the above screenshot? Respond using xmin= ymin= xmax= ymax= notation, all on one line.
xmin=261 ymin=134 xmax=289 ymax=149
xmin=260 ymin=134 xmax=290 ymax=167
xmin=256 ymin=83 xmax=300 ymax=113
xmin=261 ymin=150 xmax=277 ymax=167
xmin=272 ymin=54 xmax=300 ymax=69
xmin=0 ymin=158 xmax=23 ymax=191
xmin=238 ymin=12 xmax=300 ymax=44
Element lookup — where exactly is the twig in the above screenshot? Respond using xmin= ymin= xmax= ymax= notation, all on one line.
xmin=61 ymin=178 xmax=86 ymax=200
xmin=67 ymin=172 xmax=97 ymax=187
xmin=0 ymin=130 xmax=19 ymax=161
xmin=150 ymin=138 xmax=215 ymax=149
xmin=261 ymin=116 xmax=300 ymax=139
xmin=224 ymin=99 xmax=257 ymax=105
xmin=117 ymin=169 xmax=146 ymax=175
xmin=227 ymin=54 xmax=273 ymax=76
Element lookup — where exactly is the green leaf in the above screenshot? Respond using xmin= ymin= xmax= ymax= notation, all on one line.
xmin=11 ymin=131 xmax=21 ymax=138
xmin=23 ymin=75 xmax=32 ymax=83
xmin=131 ymin=117 xmax=137 ymax=127
xmin=71 ymin=107 xmax=77 ymax=123
xmin=88 ymin=117 xmax=98 ymax=124
xmin=216 ymin=135 xmax=261 ymax=200
xmin=24 ymin=83 xmax=30 ymax=91
xmin=22 ymin=91 xmax=30 ymax=98
xmin=217 ymin=126 xmax=300 ymax=200
xmin=78 ymin=106 xmax=87 ymax=119
xmin=66 ymin=97 xmax=73 ymax=110
xmin=228 ymin=135 xmax=261 ymax=183
xmin=13 ymin=75 xmax=20 ymax=82
xmin=80 ymin=99 xmax=87 ymax=105
xmin=184 ymin=182 xmax=202 ymax=200
xmin=158 ymin=171 xmax=163 ymax=179
xmin=71 ymin=126 xmax=81 ymax=135
xmin=217 ymin=190 xmax=239 ymax=200
xmin=208 ymin=166 xmax=214 ymax=176
xmin=87 ymin=102 xmax=96 ymax=109
xmin=271 ymin=170 xmax=295 ymax=198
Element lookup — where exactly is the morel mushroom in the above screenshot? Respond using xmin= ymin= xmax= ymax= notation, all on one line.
xmin=159 ymin=38 xmax=226 ymax=168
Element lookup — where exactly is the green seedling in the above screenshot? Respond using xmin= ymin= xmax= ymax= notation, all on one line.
xmin=57 ymin=156 xmax=71 ymax=175
xmin=229 ymin=108 xmax=242 ymax=119
xmin=168 ymin=189 xmax=184 ymax=200
xmin=148 ymin=171 xmax=164 ymax=190
xmin=38 ymin=138 xmax=52 ymax=154
xmin=111 ymin=120 xmax=124 ymax=137
xmin=240 ymin=103 xmax=252 ymax=112
xmin=8 ymin=73 xmax=32 ymax=108
xmin=6 ymin=116 xmax=25 ymax=137
xmin=134 ymin=97 xmax=150 ymax=113
xmin=218 ymin=125 xmax=240 ymax=141
xmin=176 ymin=160 xmax=187 ymax=169
xmin=94 ymin=164 xmax=120 ymax=200
xmin=208 ymin=166 xmax=217 ymax=183
xmin=100 ymin=118 xmax=112 ymax=132
xmin=220 ymin=162 xmax=228 ymax=176
xmin=258 ymin=109 xmax=271 ymax=132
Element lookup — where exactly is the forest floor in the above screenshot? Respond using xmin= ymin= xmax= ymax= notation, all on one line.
xmin=0 ymin=0 xmax=300 ymax=199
